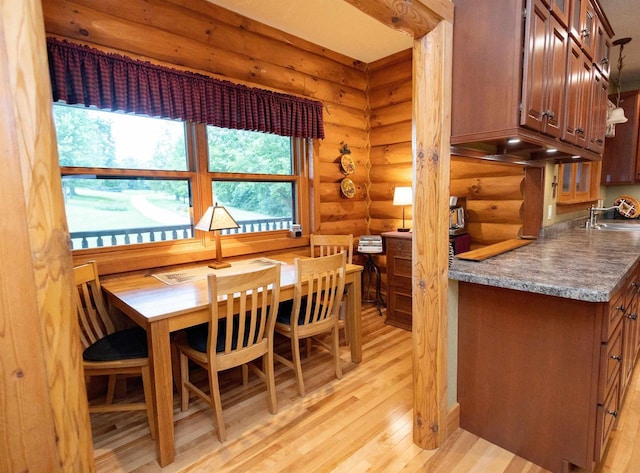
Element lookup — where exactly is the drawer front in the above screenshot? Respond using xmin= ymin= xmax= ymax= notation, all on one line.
xmin=595 ymin=371 xmax=621 ymax=462
xmin=386 ymin=237 xmax=411 ymax=254
xmin=604 ymin=288 xmax=625 ymax=342
xmin=598 ymin=319 xmax=623 ymax=403
xmin=387 ymin=289 xmax=412 ymax=330
xmin=390 ymin=255 xmax=412 ymax=282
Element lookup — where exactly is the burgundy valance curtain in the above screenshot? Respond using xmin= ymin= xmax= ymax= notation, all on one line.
xmin=46 ymin=38 xmax=324 ymax=139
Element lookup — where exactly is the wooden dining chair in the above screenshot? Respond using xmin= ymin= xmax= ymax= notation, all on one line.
xmin=310 ymin=233 xmax=353 ymax=344
xmin=310 ymin=233 xmax=353 ymax=263
xmin=175 ymin=264 xmax=281 ymax=442
xmin=73 ymin=260 xmax=155 ymax=438
xmin=274 ymin=252 xmax=346 ymax=397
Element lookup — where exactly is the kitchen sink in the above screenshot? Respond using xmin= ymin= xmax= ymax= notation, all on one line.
xmin=592 ymin=222 xmax=640 ymax=231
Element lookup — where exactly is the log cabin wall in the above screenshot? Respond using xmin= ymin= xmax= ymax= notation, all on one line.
xmin=41 ymin=0 xmax=534 ymax=270
xmin=41 ymin=0 xmax=370 ymax=245
xmin=368 ymin=50 xmax=414 ymax=235
xmin=450 ymin=156 xmax=527 ymax=248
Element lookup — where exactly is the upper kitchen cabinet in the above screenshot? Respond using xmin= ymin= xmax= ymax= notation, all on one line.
xmin=521 ymin=0 xmax=567 ymax=139
xmin=601 ymin=90 xmax=640 ymax=185
xmin=451 ymin=0 xmax=613 ymax=164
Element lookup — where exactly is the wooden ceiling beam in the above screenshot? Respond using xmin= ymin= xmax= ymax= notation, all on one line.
xmin=343 ymin=0 xmax=454 ymax=38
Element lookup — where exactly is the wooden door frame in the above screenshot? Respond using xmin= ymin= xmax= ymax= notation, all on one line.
xmin=347 ymin=0 xmax=455 ymax=449
xmin=0 ymin=0 xmax=94 ymax=471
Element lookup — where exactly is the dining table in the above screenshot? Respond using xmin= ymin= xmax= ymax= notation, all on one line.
xmin=101 ymin=255 xmax=363 ymax=467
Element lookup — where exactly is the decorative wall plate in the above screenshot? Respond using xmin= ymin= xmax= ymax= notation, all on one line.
xmin=340 ymin=155 xmax=355 ymax=175
xmin=340 ymin=178 xmax=356 ymax=198
xmin=614 ymin=195 xmax=640 ymax=218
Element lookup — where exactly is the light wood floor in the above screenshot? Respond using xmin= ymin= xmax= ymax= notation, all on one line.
xmin=91 ymin=304 xmax=640 ymax=472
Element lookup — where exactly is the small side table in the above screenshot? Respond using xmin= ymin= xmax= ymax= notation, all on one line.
xmin=358 ymin=248 xmax=384 ymax=316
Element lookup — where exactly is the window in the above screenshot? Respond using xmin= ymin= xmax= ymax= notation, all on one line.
xmin=54 ymin=104 xmax=300 ymax=250
xmin=206 ymin=125 xmax=296 ymax=234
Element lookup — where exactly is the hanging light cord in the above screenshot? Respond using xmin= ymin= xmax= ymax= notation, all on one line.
xmin=613 ymin=38 xmax=632 ymax=107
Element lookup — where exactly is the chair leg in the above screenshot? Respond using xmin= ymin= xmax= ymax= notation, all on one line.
xmin=209 ymin=371 xmax=226 ymax=442
xmin=306 ymin=338 xmax=312 ymax=358
xmin=106 ymin=374 xmax=117 ymax=404
xmin=341 ymin=299 xmax=350 ymax=345
xmin=333 ymin=326 xmax=342 ymax=379
xmin=264 ymin=353 xmax=277 ymax=414
xmin=291 ymin=336 xmax=305 ymax=397
xmin=179 ymin=351 xmax=190 ymax=412
xmin=242 ymin=364 xmax=249 ymax=386
xmin=140 ymin=365 xmax=156 ymax=439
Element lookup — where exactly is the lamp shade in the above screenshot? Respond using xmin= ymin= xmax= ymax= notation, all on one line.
xmin=607 ymin=106 xmax=628 ymax=125
xmin=393 ymin=187 xmax=412 ymax=206
xmin=195 ymin=203 xmax=240 ymax=232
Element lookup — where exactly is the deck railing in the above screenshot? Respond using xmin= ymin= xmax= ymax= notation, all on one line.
xmin=69 ymin=217 xmax=293 ymax=249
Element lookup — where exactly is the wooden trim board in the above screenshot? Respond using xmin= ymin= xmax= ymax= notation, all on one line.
xmin=454 ymin=239 xmax=533 ymax=261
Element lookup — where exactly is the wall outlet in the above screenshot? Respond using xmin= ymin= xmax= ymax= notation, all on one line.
xmin=547 ymin=204 xmax=553 ymax=220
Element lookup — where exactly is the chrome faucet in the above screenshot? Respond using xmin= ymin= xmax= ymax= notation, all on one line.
xmin=587 ymin=204 xmax=620 ymax=229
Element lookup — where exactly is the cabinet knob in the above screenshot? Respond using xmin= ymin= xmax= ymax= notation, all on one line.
xmin=627 ymin=313 xmax=638 ymax=321
xmin=606 ymin=409 xmax=618 ymax=418
xmin=616 ymin=305 xmax=626 ymax=312
xmin=602 ymin=57 xmax=609 ymax=65
xmin=581 ymin=28 xmax=590 ymax=39
xmin=542 ymin=110 xmax=555 ymax=120
xmin=576 ymin=127 xmax=585 ymax=135
xmin=610 ymin=354 xmax=622 ymax=362
xmin=595 ymin=138 xmax=604 ymax=144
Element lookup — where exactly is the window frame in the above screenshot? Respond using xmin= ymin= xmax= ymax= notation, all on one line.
xmin=59 ymin=109 xmax=311 ymax=275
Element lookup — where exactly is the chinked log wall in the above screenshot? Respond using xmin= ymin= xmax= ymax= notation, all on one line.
xmin=41 ymin=0 xmax=370 ymax=239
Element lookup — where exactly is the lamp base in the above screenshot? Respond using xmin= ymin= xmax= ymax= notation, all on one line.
xmin=397 ymin=228 xmax=410 ymax=232
xmin=208 ymin=260 xmax=231 ymax=269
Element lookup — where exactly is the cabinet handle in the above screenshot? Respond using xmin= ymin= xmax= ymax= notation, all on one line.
xmin=627 ymin=313 xmax=638 ymax=321
xmin=581 ymin=28 xmax=590 ymax=38
xmin=632 ymin=282 xmax=639 ymax=289
xmin=610 ymin=354 xmax=622 ymax=362
xmin=602 ymin=58 xmax=609 ymax=65
xmin=606 ymin=409 xmax=618 ymax=418
xmin=616 ymin=305 xmax=626 ymax=312
xmin=542 ymin=110 xmax=556 ymax=120
xmin=576 ymin=127 xmax=585 ymax=134
xmin=595 ymin=138 xmax=604 ymax=144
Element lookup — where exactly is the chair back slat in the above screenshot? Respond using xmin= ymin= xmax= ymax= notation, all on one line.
xmin=296 ymin=252 xmax=346 ymax=327
xmin=207 ymin=264 xmax=281 ymax=362
xmin=310 ymin=234 xmax=353 ymax=264
xmin=73 ymin=260 xmax=115 ymax=348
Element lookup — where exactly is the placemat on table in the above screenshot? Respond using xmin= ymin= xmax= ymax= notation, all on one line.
xmin=152 ymin=258 xmax=281 ymax=285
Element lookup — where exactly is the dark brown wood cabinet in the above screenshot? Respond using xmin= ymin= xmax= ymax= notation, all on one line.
xmin=382 ymin=232 xmax=412 ymax=331
xmin=601 ymin=90 xmax=640 ymax=184
xmin=451 ymin=0 xmax=613 ymax=162
xmin=458 ymin=262 xmax=640 ymax=472
xmin=522 ymin=0 xmax=568 ymax=138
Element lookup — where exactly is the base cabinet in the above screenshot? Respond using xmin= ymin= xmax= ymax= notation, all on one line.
xmin=382 ymin=232 xmax=412 ymax=331
xmin=458 ymin=264 xmax=640 ymax=473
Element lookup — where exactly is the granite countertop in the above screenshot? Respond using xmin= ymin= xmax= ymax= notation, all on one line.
xmin=448 ymin=222 xmax=640 ymax=302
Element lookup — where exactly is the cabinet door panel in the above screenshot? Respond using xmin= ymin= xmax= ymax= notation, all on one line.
xmin=522 ymin=0 xmax=550 ymax=132
xmin=588 ymin=69 xmax=607 ymax=153
xmin=563 ymin=38 xmax=582 ymax=143
xmin=545 ymin=15 xmax=568 ymax=138
xmin=550 ymin=0 xmax=569 ymax=27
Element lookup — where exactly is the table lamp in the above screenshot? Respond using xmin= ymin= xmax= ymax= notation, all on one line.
xmin=195 ymin=203 xmax=240 ymax=269
xmin=393 ymin=186 xmax=412 ymax=232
